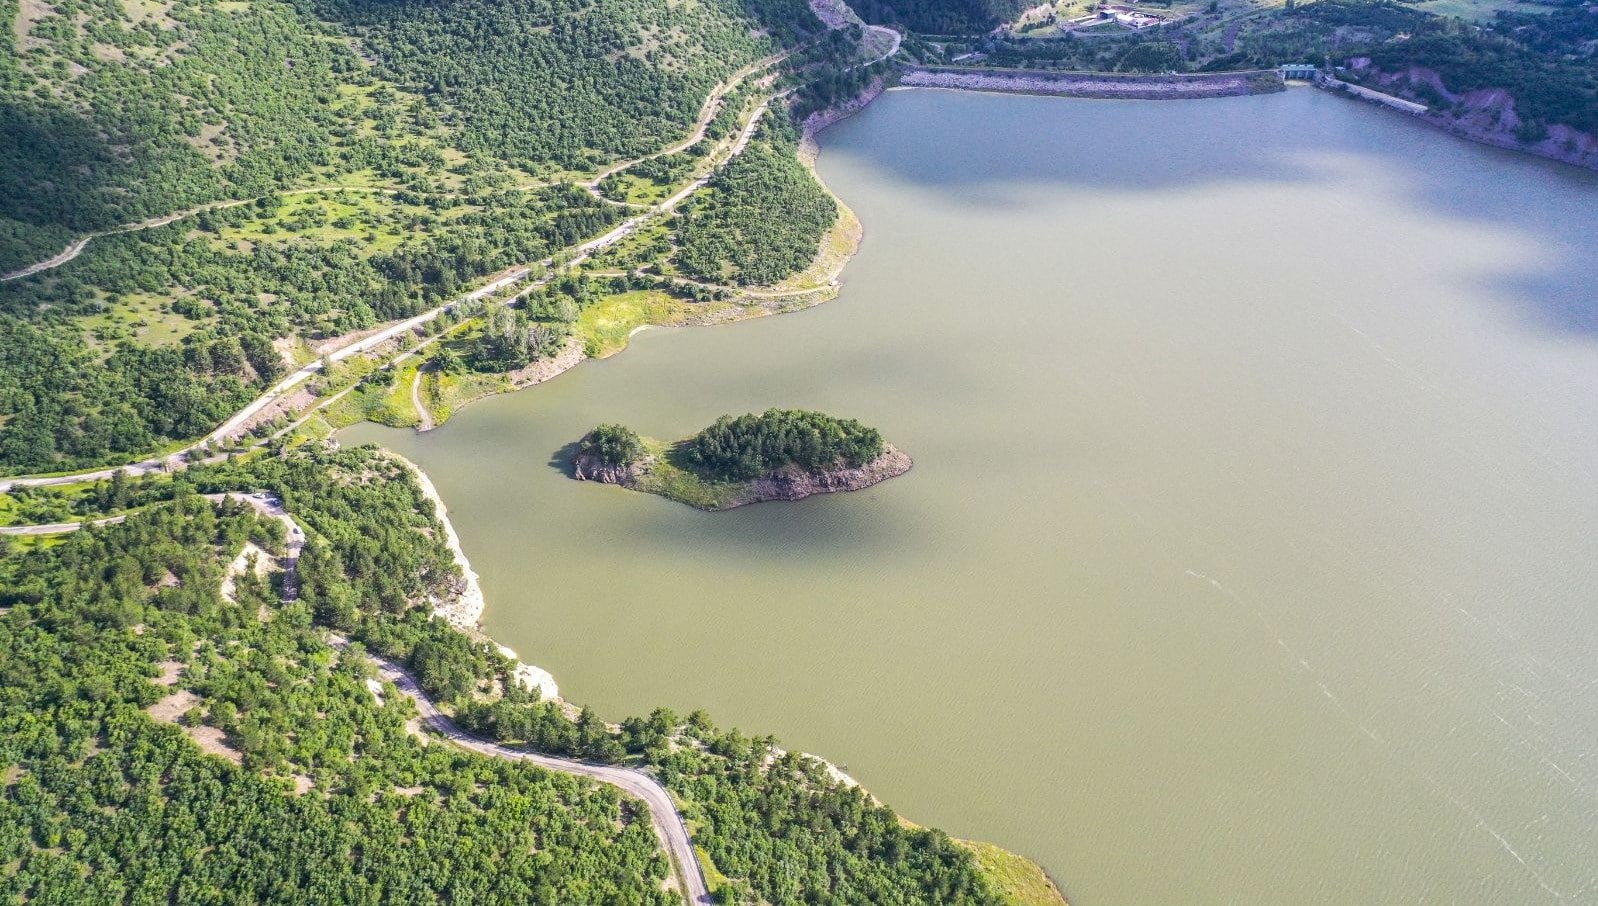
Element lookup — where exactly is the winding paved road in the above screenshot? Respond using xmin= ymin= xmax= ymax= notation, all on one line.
xmin=244 ymin=498 xmax=711 ymax=906
xmin=0 ymin=42 xmax=791 ymax=285
xmin=0 ymin=88 xmax=784 ymax=493
xmin=4 ymin=11 xmax=889 ymax=901
xmin=344 ymin=641 xmax=714 ymax=906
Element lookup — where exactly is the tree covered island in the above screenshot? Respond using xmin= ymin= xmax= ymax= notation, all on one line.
xmin=572 ymin=409 xmax=912 ymax=509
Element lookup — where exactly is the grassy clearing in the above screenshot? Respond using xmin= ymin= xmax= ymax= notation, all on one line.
xmin=694 ymin=845 xmax=732 ymax=896
xmin=380 ymin=362 xmax=423 ymax=426
xmin=431 ymin=370 xmax=511 ymax=426
xmin=316 ymin=355 xmax=414 ymax=429
xmin=603 ymin=172 xmax=668 ymax=205
xmin=81 ymin=291 xmax=207 ymax=350
xmin=323 ymin=374 xmax=417 ymax=429
xmin=284 ymin=414 xmax=335 ymax=447
xmin=959 ymin=840 xmax=1069 ymax=906
xmin=1410 ymin=0 xmax=1542 ymax=20
xmin=626 ymin=438 xmax=745 ymax=510
xmin=214 ymin=191 xmax=434 ymax=256
xmin=2 ymin=533 xmax=65 ymax=553
xmin=0 ymin=478 xmax=138 ymax=527
xmin=589 ymin=219 xmax=675 ymax=272
xmin=575 ymin=290 xmax=691 ymax=358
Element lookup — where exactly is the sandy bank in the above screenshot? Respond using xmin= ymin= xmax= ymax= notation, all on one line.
xmin=385 ymin=452 xmax=561 ymax=701
xmin=900 ymin=66 xmax=1284 ymax=100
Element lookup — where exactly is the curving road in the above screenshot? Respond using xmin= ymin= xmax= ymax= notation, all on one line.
xmin=224 ymin=496 xmax=711 ymax=906
xmin=343 ymin=641 xmax=714 ymax=906
xmin=1 ymin=187 xmax=400 ymax=282
xmin=0 ymin=42 xmax=794 ymax=285
xmin=0 ymin=494 xmax=716 ymax=904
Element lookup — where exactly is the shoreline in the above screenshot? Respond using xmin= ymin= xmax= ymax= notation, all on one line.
xmin=384 ymin=451 xmax=562 ymax=701
xmin=1345 ymin=64 xmax=1598 ymax=173
xmin=397 ymin=444 xmax=1065 ymax=903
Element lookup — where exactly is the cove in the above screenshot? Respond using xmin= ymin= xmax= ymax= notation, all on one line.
xmin=344 ymin=86 xmax=1598 ymax=904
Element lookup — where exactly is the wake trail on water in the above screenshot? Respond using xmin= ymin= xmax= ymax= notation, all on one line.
xmin=1178 ymin=563 xmax=1584 ymax=902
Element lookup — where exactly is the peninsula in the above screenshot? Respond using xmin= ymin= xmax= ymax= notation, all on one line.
xmin=572 ymin=409 xmax=912 ymax=510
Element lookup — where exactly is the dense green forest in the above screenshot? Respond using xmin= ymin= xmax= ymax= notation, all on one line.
xmin=684 ymin=408 xmax=886 ymax=480
xmin=300 ymin=0 xmax=820 ymax=173
xmin=0 ymin=445 xmax=1010 ymax=904
xmin=1357 ymin=3 xmax=1598 ymax=137
xmin=1 ymin=0 xmax=382 ymax=271
xmin=0 ymin=458 xmax=673 ymax=903
xmin=854 ymin=0 xmax=1033 ymax=33
xmin=676 ymin=115 xmax=837 ymax=286
xmin=1 ymin=0 xmax=821 ymax=270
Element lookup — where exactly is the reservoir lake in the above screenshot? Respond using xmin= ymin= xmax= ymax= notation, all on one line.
xmin=345 ymin=86 xmax=1598 ymax=904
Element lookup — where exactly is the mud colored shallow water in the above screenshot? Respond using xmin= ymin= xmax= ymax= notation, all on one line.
xmin=345 ymin=87 xmax=1598 ymax=904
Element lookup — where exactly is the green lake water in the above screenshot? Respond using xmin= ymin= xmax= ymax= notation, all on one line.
xmin=344 ymin=87 xmax=1598 ymax=904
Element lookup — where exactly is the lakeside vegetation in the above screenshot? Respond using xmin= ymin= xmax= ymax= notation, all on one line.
xmin=676 ymin=116 xmax=839 ymax=286
xmin=0 ymin=445 xmax=1039 ymax=904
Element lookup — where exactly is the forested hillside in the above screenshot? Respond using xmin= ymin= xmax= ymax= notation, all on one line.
xmin=1 ymin=0 xmax=818 ymax=269
xmin=676 ymin=116 xmax=837 ymax=286
xmin=302 ymin=0 xmax=819 ymax=173
xmin=0 ymin=445 xmax=1015 ymax=904
xmin=1 ymin=0 xmax=377 ymax=270
xmin=853 ymin=0 xmax=1032 ymax=33
xmin=0 ymin=0 xmax=861 ymax=477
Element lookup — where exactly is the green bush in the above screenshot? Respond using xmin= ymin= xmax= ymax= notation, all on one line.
xmin=581 ymin=424 xmax=646 ymax=466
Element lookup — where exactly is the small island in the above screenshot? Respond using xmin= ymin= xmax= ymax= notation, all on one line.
xmin=571 ymin=409 xmax=911 ymax=510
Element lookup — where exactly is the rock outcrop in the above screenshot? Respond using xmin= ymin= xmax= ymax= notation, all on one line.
xmin=1346 ymin=61 xmax=1598 ymax=172
xmin=572 ymin=453 xmax=651 ymax=486
xmin=733 ymin=446 xmax=913 ymax=507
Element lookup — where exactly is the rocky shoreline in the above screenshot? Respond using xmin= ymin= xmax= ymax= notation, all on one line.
xmin=1345 ymin=61 xmax=1598 ymax=172
xmin=573 ymin=444 xmax=913 ymax=511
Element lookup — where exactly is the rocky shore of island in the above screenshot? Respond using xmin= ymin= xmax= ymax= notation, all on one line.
xmin=574 ymin=443 xmax=912 ymax=510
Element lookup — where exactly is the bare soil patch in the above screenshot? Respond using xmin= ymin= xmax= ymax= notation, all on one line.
xmin=147 ymin=688 xmax=198 ymax=723
xmin=153 ymin=660 xmax=184 ymax=687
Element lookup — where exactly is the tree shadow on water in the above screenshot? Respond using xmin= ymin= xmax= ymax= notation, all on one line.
xmin=547 ymin=440 xmax=583 ymax=479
